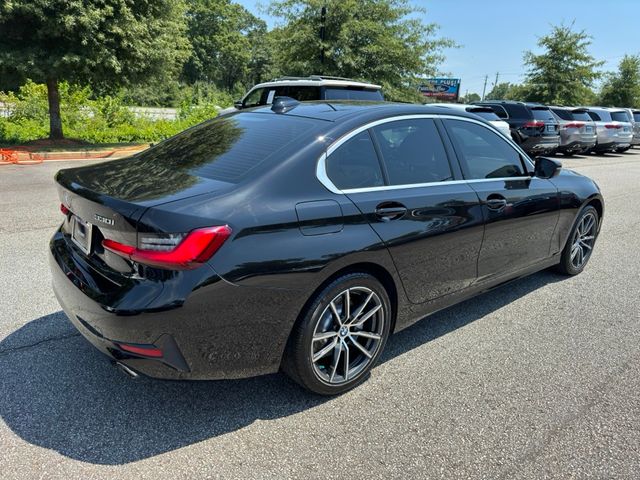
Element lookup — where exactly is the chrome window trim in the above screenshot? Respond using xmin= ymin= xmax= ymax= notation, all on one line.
xmin=316 ymin=114 xmax=535 ymax=195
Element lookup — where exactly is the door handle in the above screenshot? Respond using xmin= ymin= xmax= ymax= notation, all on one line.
xmin=375 ymin=203 xmax=407 ymax=221
xmin=485 ymin=195 xmax=507 ymax=210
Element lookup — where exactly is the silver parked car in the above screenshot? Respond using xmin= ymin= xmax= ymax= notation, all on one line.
xmin=622 ymin=108 xmax=640 ymax=148
xmin=432 ymin=103 xmax=511 ymax=138
xmin=548 ymin=106 xmax=597 ymax=155
xmin=582 ymin=107 xmax=633 ymax=153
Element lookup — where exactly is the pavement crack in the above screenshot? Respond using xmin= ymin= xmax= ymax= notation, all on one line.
xmin=0 ymin=332 xmax=81 ymax=357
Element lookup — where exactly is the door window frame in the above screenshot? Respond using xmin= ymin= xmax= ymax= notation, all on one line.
xmin=317 ymin=114 xmax=535 ymax=194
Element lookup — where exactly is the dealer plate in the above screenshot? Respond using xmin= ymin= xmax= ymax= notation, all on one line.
xmin=71 ymin=215 xmax=93 ymax=255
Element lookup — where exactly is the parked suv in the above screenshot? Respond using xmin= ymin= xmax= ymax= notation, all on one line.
xmin=622 ymin=108 xmax=640 ymax=148
xmin=583 ymin=107 xmax=633 ymax=153
xmin=433 ymin=103 xmax=511 ymax=138
xmin=548 ymin=106 xmax=597 ymax=155
xmin=221 ymin=76 xmax=384 ymax=114
xmin=473 ymin=100 xmax=560 ymax=156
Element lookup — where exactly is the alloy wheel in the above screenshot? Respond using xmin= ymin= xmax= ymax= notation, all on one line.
xmin=570 ymin=212 xmax=597 ymax=269
xmin=310 ymin=287 xmax=385 ymax=385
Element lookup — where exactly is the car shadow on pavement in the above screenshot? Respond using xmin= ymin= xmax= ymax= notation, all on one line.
xmin=0 ymin=270 xmax=563 ymax=465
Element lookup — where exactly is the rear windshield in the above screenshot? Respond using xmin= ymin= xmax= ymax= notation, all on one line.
xmin=531 ymin=108 xmax=555 ymax=121
xmin=551 ymin=108 xmax=573 ymax=121
xmin=132 ymin=114 xmax=319 ymax=183
xmin=323 ymin=87 xmax=384 ymax=101
xmin=611 ymin=111 xmax=630 ymax=122
xmin=468 ymin=109 xmax=501 ymax=121
xmin=571 ymin=110 xmax=592 ymax=122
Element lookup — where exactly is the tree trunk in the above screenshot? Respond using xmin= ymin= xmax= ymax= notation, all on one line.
xmin=46 ymin=77 xmax=63 ymax=140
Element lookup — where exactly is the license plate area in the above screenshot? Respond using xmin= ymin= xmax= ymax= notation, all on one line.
xmin=546 ymin=125 xmax=555 ymax=133
xmin=585 ymin=126 xmax=593 ymax=133
xmin=71 ymin=215 xmax=93 ymax=255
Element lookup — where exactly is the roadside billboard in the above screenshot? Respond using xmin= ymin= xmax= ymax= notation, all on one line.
xmin=418 ymin=78 xmax=461 ymax=100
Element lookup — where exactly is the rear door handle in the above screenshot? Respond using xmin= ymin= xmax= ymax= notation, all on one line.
xmin=485 ymin=195 xmax=507 ymax=210
xmin=375 ymin=203 xmax=407 ymax=221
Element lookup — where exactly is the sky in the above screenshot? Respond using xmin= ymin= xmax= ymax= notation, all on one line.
xmin=237 ymin=0 xmax=640 ymax=95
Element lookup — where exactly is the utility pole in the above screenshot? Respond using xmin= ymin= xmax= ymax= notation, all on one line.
xmin=319 ymin=5 xmax=327 ymax=73
xmin=494 ymin=72 xmax=499 ymax=89
xmin=481 ymin=75 xmax=488 ymax=101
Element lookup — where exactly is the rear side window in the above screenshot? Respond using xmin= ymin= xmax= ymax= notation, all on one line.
xmin=633 ymin=113 xmax=640 ymax=122
xmin=551 ymin=108 xmax=573 ymax=121
xmin=531 ymin=108 xmax=555 ymax=121
xmin=469 ymin=109 xmax=501 ymax=121
xmin=504 ymin=103 xmax=530 ymax=119
xmin=445 ymin=119 xmax=525 ymax=179
xmin=326 ymin=131 xmax=384 ymax=189
xmin=611 ymin=111 xmax=631 ymax=122
xmin=572 ymin=110 xmax=592 ymax=122
xmin=285 ymin=86 xmax=321 ymax=101
xmin=372 ymin=119 xmax=452 ymax=185
xmin=323 ymin=87 xmax=383 ymax=101
xmin=587 ymin=111 xmax=601 ymax=121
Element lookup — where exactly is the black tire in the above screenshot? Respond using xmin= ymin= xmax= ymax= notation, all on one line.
xmin=282 ymin=273 xmax=391 ymax=395
xmin=555 ymin=205 xmax=599 ymax=275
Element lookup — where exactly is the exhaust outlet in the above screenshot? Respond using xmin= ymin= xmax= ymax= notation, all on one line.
xmin=113 ymin=361 xmax=140 ymax=379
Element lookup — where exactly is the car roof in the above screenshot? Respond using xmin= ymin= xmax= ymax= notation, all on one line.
xmin=250 ymin=76 xmax=381 ymax=90
xmin=242 ymin=101 xmax=485 ymax=123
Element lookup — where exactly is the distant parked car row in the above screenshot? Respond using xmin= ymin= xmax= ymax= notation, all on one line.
xmin=472 ymin=100 xmax=640 ymax=157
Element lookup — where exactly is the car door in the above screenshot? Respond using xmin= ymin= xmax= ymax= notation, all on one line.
xmin=442 ymin=118 xmax=559 ymax=281
xmin=324 ymin=117 xmax=485 ymax=304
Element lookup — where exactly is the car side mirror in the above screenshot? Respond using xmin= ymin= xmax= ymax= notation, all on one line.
xmin=534 ymin=157 xmax=562 ymax=179
xmin=233 ymin=99 xmax=243 ymax=109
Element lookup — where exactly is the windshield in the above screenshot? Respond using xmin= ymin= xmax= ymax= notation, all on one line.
xmin=323 ymin=87 xmax=383 ymax=101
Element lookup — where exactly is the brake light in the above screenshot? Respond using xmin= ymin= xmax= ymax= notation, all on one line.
xmin=563 ymin=122 xmax=585 ymax=129
xmin=102 ymin=225 xmax=232 ymax=270
xmin=116 ymin=343 xmax=163 ymax=358
xmin=523 ymin=120 xmax=545 ymax=128
xmin=60 ymin=203 xmax=70 ymax=215
xmin=604 ymin=123 xmax=622 ymax=129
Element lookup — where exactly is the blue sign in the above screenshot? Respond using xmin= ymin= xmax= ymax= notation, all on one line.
xmin=419 ymin=78 xmax=461 ymax=100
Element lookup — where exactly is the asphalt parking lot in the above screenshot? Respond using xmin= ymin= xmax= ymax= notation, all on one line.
xmin=1 ymin=151 xmax=639 ymax=479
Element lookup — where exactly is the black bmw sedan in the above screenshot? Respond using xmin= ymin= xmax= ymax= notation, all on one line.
xmin=50 ymin=99 xmax=603 ymax=395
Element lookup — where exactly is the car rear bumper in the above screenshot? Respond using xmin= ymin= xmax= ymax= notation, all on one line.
xmin=557 ymin=140 xmax=594 ymax=154
xmin=520 ymin=136 xmax=559 ymax=155
xmin=592 ymin=140 xmax=617 ymax=153
xmin=49 ymin=230 xmax=299 ymax=380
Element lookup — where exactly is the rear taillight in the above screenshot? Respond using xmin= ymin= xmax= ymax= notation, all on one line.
xmin=102 ymin=225 xmax=232 ymax=270
xmin=116 ymin=343 xmax=163 ymax=358
xmin=563 ymin=122 xmax=585 ymax=129
xmin=523 ymin=120 xmax=545 ymax=128
xmin=604 ymin=124 xmax=622 ymax=129
xmin=60 ymin=203 xmax=70 ymax=215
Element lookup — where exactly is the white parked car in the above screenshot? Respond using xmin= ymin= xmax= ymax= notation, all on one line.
xmin=432 ymin=103 xmax=512 ymax=139
xmin=219 ymin=76 xmax=384 ymax=115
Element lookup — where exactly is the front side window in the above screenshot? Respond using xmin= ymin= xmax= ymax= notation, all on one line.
xmin=445 ymin=119 xmax=526 ymax=179
xmin=326 ymin=131 xmax=384 ymax=189
xmin=372 ymin=119 xmax=452 ymax=185
xmin=243 ymin=88 xmax=266 ymax=108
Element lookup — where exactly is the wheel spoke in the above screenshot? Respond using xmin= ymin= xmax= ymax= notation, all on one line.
xmin=351 ymin=331 xmax=381 ymax=341
xmin=350 ymin=291 xmax=374 ymax=323
xmin=580 ymin=241 xmax=592 ymax=251
xmin=329 ymin=342 xmax=342 ymax=382
xmin=343 ymin=289 xmax=350 ymax=321
xmin=313 ymin=337 xmax=337 ymax=362
xmin=329 ymin=300 xmax=343 ymax=327
xmin=581 ymin=235 xmax=595 ymax=241
xmin=313 ymin=331 xmax=337 ymax=342
xmin=348 ymin=336 xmax=373 ymax=358
xmin=343 ymin=341 xmax=350 ymax=381
xmin=349 ymin=304 xmax=382 ymax=327
xmin=583 ymin=215 xmax=595 ymax=234
xmin=571 ymin=243 xmax=580 ymax=261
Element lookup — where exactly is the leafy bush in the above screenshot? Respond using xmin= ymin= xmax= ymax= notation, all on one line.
xmin=0 ymin=80 xmax=233 ymax=145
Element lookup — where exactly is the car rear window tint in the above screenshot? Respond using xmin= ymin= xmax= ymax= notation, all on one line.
xmin=372 ymin=119 xmax=452 ymax=185
xmin=445 ymin=119 xmax=525 ymax=180
xmin=324 ymin=87 xmax=383 ymax=101
xmin=470 ymin=109 xmax=501 ymax=121
xmin=611 ymin=111 xmax=630 ymax=122
xmin=326 ymin=131 xmax=384 ymax=189
xmin=285 ymin=86 xmax=321 ymax=101
xmin=531 ymin=108 xmax=555 ymax=121
xmin=551 ymin=108 xmax=573 ymax=121
xmin=134 ymin=114 xmax=319 ymax=184
xmin=633 ymin=113 xmax=640 ymax=122
xmin=504 ymin=103 xmax=530 ymax=118
xmin=572 ymin=111 xmax=592 ymax=122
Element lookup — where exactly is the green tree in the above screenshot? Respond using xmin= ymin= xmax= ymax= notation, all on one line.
xmin=600 ymin=55 xmax=640 ymax=108
xmin=485 ymin=82 xmax=514 ymax=100
xmin=268 ymin=0 xmax=453 ymax=101
xmin=0 ymin=0 xmax=189 ymax=139
xmin=521 ymin=23 xmax=602 ymax=105
xmin=460 ymin=92 xmax=480 ymax=103
xmin=183 ymin=0 xmax=270 ymax=91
